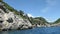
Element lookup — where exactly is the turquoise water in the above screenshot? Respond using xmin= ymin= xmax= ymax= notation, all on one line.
xmin=0 ymin=27 xmax=60 ymax=34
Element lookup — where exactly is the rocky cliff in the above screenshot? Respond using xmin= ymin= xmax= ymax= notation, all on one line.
xmin=0 ymin=1 xmax=32 ymax=30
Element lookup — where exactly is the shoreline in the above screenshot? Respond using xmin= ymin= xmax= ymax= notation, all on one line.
xmin=0 ymin=25 xmax=60 ymax=31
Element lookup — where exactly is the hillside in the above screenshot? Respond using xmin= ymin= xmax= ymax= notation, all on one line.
xmin=0 ymin=0 xmax=32 ymax=31
xmin=52 ymin=18 xmax=60 ymax=24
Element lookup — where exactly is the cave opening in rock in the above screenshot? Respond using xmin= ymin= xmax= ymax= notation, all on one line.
xmin=0 ymin=20 xmax=3 ymax=23
xmin=7 ymin=18 xmax=13 ymax=23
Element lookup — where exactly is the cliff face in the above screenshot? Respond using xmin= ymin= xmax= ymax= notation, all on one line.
xmin=0 ymin=2 xmax=32 ymax=30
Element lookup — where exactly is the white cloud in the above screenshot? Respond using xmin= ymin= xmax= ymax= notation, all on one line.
xmin=27 ymin=13 xmax=34 ymax=17
xmin=27 ymin=13 xmax=41 ymax=18
xmin=45 ymin=18 xmax=52 ymax=22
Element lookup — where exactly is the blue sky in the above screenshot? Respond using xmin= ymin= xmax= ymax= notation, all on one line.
xmin=3 ymin=0 xmax=60 ymax=22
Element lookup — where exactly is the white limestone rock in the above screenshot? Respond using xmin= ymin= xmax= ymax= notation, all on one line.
xmin=0 ymin=9 xmax=32 ymax=30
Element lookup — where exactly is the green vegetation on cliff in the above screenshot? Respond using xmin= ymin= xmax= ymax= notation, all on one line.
xmin=53 ymin=18 xmax=60 ymax=24
xmin=28 ymin=17 xmax=48 ymax=25
xmin=2 ymin=1 xmax=27 ymax=18
xmin=2 ymin=2 xmax=19 ymax=15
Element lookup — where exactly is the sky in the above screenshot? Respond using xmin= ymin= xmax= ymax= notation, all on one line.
xmin=3 ymin=0 xmax=60 ymax=22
